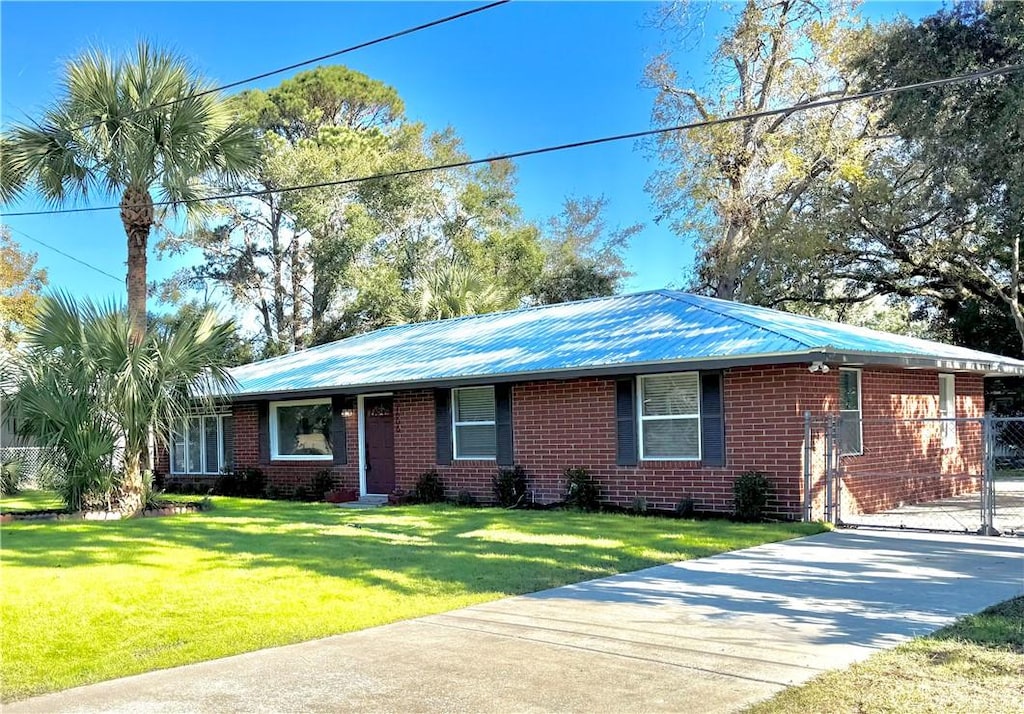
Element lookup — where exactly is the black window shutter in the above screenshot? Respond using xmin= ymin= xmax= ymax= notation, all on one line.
xmin=257 ymin=401 xmax=270 ymax=465
xmin=331 ymin=396 xmax=348 ymax=465
xmin=615 ymin=377 xmax=637 ymax=466
xmin=434 ymin=389 xmax=453 ymax=465
xmin=700 ymin=371 xmax=726 ymax=467
xmin=495 ymin=384 xmax=514 ymax=466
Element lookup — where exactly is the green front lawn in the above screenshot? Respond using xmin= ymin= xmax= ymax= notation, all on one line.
xmin=0 ymin=489 xmax=65 ymax=513
xmin=1 ymin=498 xmax=822 ymax=701
xmin=747 ymin=596 xmax=1024 ymax=714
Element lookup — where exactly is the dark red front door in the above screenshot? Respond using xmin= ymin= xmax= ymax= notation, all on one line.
xmin=364 ymin=396 xmax=395 ymax=494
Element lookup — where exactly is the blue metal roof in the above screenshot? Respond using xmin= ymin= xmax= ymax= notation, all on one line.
xmin=227 ymin=290 xmax=1024 ymax=397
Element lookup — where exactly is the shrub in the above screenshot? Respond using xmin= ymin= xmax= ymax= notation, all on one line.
xmin=629 ymin=495 xmax=648 ymax=515
xmin=563 ymin=466 xmax=600 ymax=511
xmin=733 ymin=470 xmax=772 ymax=521
xmin=454 ymin=489 xmax=478 ymax=507
xmin=292 ymin=486 xmax=310 ymax=502
xmin=493 ymin=465 xmax=529 ymax=508
xmin=266 ymin=485 xmax=281 ymax=500
xmin=238 ymin=469 xmax=266 ymax=497
xmin=141 ymin=477 xmax=166 ymax=511
xmin=675 ymin=497 xmax=695 ymax=518
xmin=213 ymin=472 xmax=239 ymax=496
xmin=310 ymin=470 xmax=335 ymax=501
xmin=413 ymin=470 xmax=446 ymax=503
xmin=0 ymin=459 xmax=25 ymax=495
xmin=213 ymin=469 xmax=265 ymax=497
xmin=151 ymin=469 xmax=166 ymax=491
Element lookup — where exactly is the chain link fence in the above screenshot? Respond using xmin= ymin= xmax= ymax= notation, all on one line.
xmin=0 ymin=446 xmax=55 ymax=491
xmin=804 ymin=414 xmax=1023 ymax=536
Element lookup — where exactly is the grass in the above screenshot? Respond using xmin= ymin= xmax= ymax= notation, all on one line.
xmin=0 ymin=497 xmax=822 ymax=702
xmin=0 ymin=489 xmax=65 ymax=513
xmin=747 ymin=597 xmax=1024 ymax=714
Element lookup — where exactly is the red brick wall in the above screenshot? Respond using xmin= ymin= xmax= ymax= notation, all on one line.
xmin=154 ymin=364 xmax=987 ymax=520
xmin=804 ymin=370 xmax=985 ymax=517
xmin=231 ymin=403 xmax=361 ymax=497
xmin=392 ymin=368 xmax=810 ymax=518
xmin=157 ymin=403 xmax=360 ymax=497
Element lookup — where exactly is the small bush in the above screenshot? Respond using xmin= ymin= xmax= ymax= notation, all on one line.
xmin=454 ymin=489 xmax=478 ymax=507
xmin=142 ymin=477 xmax=166 ymax=511
xmin=675 ymin=497 xmax=695 ymax=518
xmin=493 ymin=465 xmax=529 ymax=508
xmin=310 ymin=470 xmax=335 ymax=501
xmin=629 ymin=495 xmax=648 ymax=515
xmin=413 ymin=470 xmax=446 ymax=503
xmin=239 ymin=469 xmax=266 ymax=497
xmin=733 ymin=470 xmax=772 ymax=521
xmin=213 ymin=472 xmax=239 ymax=496
xmin=564 ymin=466 xmax=600 ymax=511
xmin=0 ymin=459 xmax=25 ymax=495
xmin=292 ymin=486 xmax=309 ymax=502
xmin=266 ymin=485 xmax=281 ymax=500
xmin=151 ymin=469 xmax=166 ymax=491
xmin=213 ymin=469 xmax=265 ymax=497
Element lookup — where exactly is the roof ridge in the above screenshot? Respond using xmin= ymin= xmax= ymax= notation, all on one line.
xmin=655 ymin=290 xmax=820 ymax=350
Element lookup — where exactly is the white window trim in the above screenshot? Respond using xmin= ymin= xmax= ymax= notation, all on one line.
xmin=939 ymin=373 xmax=956 ymax=449
xmin=270 ymin=398 xmax=334 ymax=461
xmin=839 ymin=368 xmax=863 ymax=457
xmin=637 ymin=372 xmax=702 ymax=461
xmin=169 ymin=414 xmax=231 ymax=475
xmin=452 ymin=386 xmax=497 ymax=461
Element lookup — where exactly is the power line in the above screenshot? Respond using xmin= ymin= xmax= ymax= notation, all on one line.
xmin=63 ymin=0 xmax=510 ymax=132
xmin=5 ymin=62 xmax=1022 ymax=219
xmin=4 ymin=226 xmax=122 ymax=282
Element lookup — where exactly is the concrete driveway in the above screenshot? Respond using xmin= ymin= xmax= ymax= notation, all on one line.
xmin=9 ymin=529 xmax=1024 ymax=714
xmin=843 ymin=477 xmax=1024 ymax=535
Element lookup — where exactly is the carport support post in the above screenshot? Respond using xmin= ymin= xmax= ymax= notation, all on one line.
xmin=824 ymin=416 xmax=835 ymax=525
xmin=979 ymin=414 xmax=1000 ymax=536
xmin=803 ymin=411 xmax=813 ymax=522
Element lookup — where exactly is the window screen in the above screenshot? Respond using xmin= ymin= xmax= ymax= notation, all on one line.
xmin=839 ymin=369 xmax=862 ymax=455
xmin=453 ymin=387 xmax=496 ymax=459
xmin=639 ymin=373 xmax=701 ymax=460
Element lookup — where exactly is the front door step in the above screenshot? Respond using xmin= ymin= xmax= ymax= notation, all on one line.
xmin=335 ymin=494 xmax=388 ymax=509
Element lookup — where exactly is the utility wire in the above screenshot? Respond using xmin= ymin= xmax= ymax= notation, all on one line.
xmin=5 ymin=62 xmax=1021 ymax=219
xmin=4 ymin=225 xmax=122 ymax=282
xmin=64 ymin=0 xmax=510 ymax=132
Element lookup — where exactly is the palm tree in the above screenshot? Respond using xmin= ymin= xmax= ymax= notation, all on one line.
xmin=12 ymin=294 xmax=236 ymax=513
xmin=397 ymin=260 xmax=508 ymax=323
xmin=0 ymin=43 xmax=260 ymax=338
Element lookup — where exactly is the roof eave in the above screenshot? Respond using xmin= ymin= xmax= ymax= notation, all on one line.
xmin=822 ymin=350 xmax=1024 ymax=376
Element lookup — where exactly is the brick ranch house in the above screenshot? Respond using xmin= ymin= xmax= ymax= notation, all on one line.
xmin=157 ymin=290 xmax=1024 ymax=520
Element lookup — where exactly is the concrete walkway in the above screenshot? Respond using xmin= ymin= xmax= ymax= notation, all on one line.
xmin=9 ymin=530 xmax=1024 ymax=714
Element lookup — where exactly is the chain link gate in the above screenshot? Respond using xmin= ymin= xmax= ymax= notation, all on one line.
xmin=804 ymin=414 xmax=1023 ymax=536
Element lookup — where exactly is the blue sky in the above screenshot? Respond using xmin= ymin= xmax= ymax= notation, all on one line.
xmin=1 ymin=1 xmax=939 ymax=308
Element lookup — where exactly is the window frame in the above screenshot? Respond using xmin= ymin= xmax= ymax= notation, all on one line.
xmin=939 ymin=373 xmax=956 ymax=449
xmin=637 ymin=372 xmax=702 ymax=462
xmin=169 ymin=413 xmax=232 ymax=475
xmin=451 ymin=386 xmax=497 ymax=461
xmin=269 ymin=398 xmax=334 ymax=462
xmin=839 ymin=368 xmax=863 ymax=457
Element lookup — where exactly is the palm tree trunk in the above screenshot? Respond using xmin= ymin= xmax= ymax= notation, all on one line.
xmin=120 ymin=186 xmax=155 ymax=340
xmin=118 ymin=451 xmax=145 ymax=516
